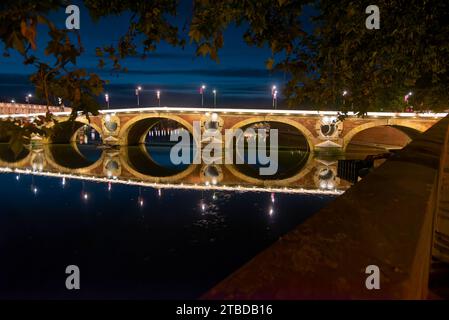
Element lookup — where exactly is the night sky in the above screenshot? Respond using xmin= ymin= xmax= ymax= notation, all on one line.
xmin=0 ymin=2 xmax=316 ymax=109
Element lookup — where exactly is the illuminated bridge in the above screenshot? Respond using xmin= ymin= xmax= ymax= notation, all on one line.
xmin=1 ymin=105 xmax=447 ymax=151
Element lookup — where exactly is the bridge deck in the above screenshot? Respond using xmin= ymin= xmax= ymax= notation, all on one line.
xmin=1 ymin=106 xmax=447 ymax=119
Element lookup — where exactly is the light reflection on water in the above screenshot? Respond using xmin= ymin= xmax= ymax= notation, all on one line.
xmin=0 ymin=143 xmax=381 ymax=299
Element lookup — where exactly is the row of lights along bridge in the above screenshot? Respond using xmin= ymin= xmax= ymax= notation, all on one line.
xmin=8 ymin=87 xmax=413 ymax=110
xmin=8 ymin=85 xmax=277 ymax=109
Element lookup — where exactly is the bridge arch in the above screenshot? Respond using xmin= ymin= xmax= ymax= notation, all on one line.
xmin=45 ymin=118 xmax=103 ymax=144
xmin=119 ymin=114 xmax=194 ymax=146
xmin=342 ymin=119 xmax=427 ymax=151
xmin=229 ymin=116 xmax=315 ymax=151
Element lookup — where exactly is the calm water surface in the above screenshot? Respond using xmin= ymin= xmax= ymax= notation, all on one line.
xmin=0 ymin=141 xmax=372 ymax=299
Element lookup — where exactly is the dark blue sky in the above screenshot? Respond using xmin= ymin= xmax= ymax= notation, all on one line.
xmin=0 ymin=1 xmax=315 ymax=108
xmin=0 ymin=2 xmax=315 ymax=108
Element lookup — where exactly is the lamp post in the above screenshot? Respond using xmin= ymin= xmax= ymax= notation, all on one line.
xmin=156 ymin=90 xmax=161 ymax=107
xmin=271 ymin=87 xmax=278 ymax=109
xmin=200 ymin=85 xmax=206 ymax=107
xmin=212 ymin=89 xmax=217 ymax=108
xmin=105 ymin=93 xmax=110 ymax=109
xmin=404 ymin=92 xmax=413 ymax=112
xmin=25 ymin=93 xmax=32 ymax=104
xmin=342 ymin=90 xmax=348 ymax=105
xmin=135 ymin=86 xmax=142 ymax=107
xmin=404 ymin=91 xmax=413 ymax=102
xmin=271 ymin=86 xmax=277 ymax=108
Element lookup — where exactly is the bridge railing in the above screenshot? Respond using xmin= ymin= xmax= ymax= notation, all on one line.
xmin=204 ymin=114 xmax=449 ymax=299
xmin=1 ymin=103 xmax=447 ymax=119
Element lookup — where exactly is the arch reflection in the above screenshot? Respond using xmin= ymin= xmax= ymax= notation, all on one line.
xmin=0 ymin=144 xmax=350 ymax=194
xmin=44 ymin=143 xmax=103 ymax=171
xmin=0 ymin=143 xmax=30 ymax=165
xmin=123 ymin=144 xmax=192 ymax=178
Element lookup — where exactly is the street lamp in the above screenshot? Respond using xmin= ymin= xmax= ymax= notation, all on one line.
xmin=135 ymin=86 xmax=142 ymax=107
xmin=25 ymin=93 xmax=32 ymax=104
xmin=404 ymin=92 xmax=414 ymax=112
xmin=404 ymin=92 xmax=413 ymax=102
xmin=272 ymin=88 xmax=278 ymax=109
xmin=105 ymin=93 xmax=110 ymax=109
xmin=342 ymin=90 xmax=348 ymax=105
xmin=11 ymin=99 xmax=15 ymax=104
xmin=156 ymin=90 xmax=161 ymax=107
xmin=200 ymin=85 xmax=206 ymax=107
xmin=271 ymin=86 xmax=277 ymax=108
xmin=212 ymin=89 xmax=217 ymax=108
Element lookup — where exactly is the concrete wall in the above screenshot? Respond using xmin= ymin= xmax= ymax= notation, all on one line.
xmin=204 ymin=115 xmax=449 ymax=299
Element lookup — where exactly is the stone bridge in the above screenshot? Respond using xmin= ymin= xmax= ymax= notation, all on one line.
xmin=1 ymin=106 xmax=446 ymax=152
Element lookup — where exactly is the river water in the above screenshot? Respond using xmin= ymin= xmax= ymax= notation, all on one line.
xmin=0 ymin=140 xmax=379 ymax=299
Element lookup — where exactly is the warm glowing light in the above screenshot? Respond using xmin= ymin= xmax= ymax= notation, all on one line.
xmin=342 ymin=90 xmax=348 ymax=96
xmin=0 ymin=168 xmax=348 ymax=196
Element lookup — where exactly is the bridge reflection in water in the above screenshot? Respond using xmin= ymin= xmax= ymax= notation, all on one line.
xmin=0 ymin=139 xmax=380 ymax=299
xmin=0 ymin=143 xmax=352 ymax=195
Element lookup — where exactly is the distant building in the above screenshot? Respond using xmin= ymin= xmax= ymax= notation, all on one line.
xmin=0 ymin=102 xmax=71 ymax=115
